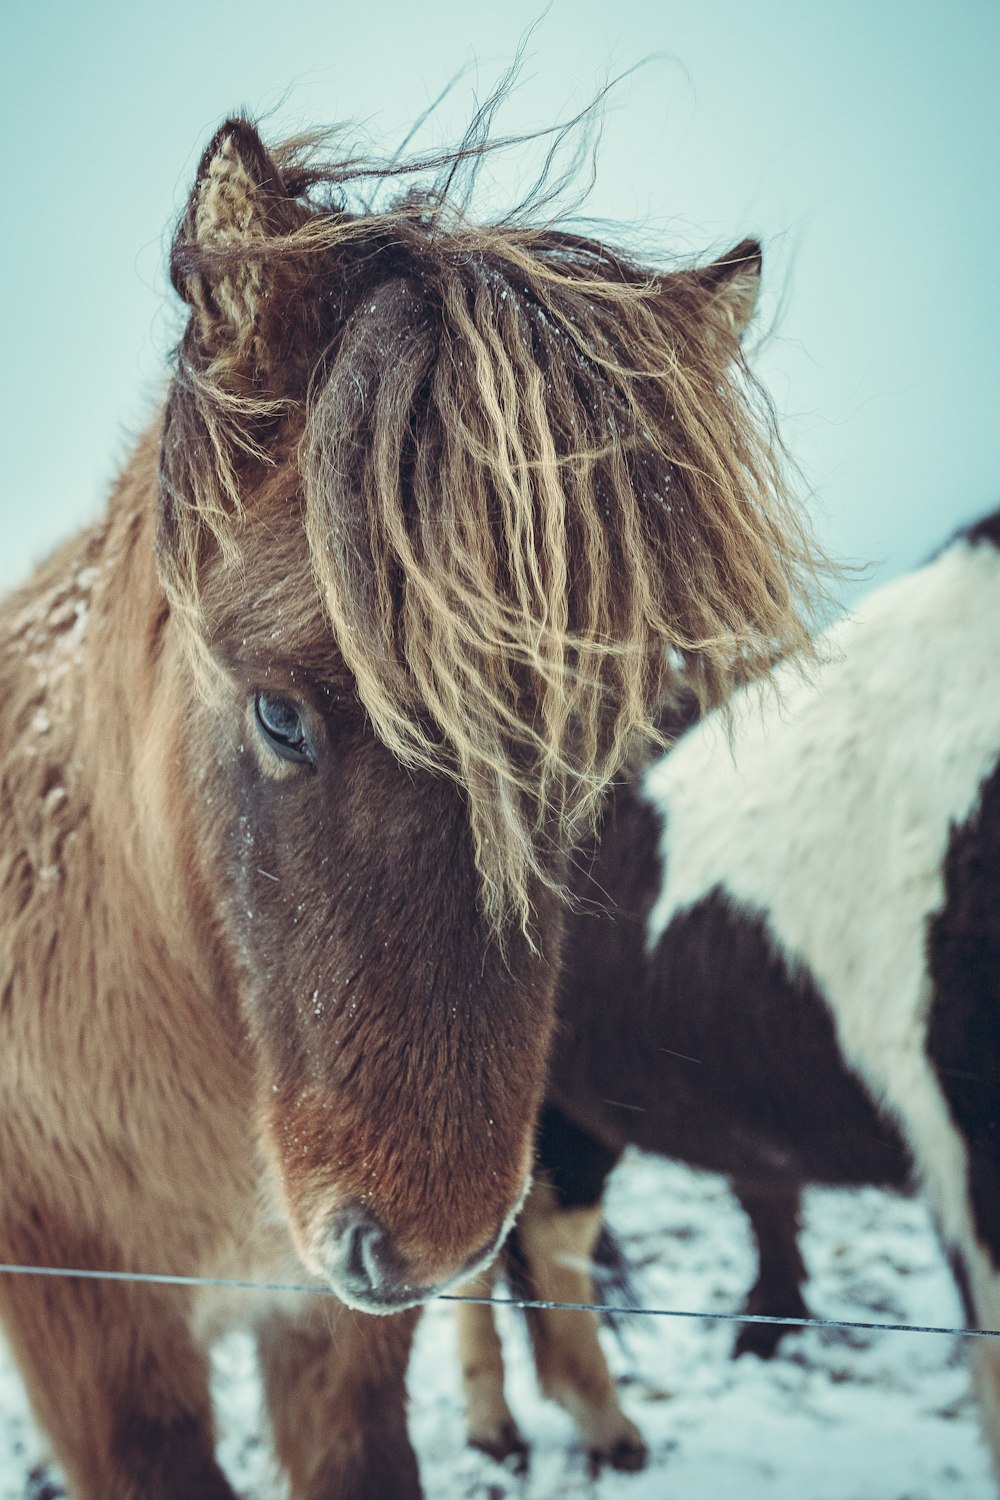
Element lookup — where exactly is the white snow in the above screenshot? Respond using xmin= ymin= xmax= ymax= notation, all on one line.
xmin=1 ymin=1152 xmax=994 ymax=1499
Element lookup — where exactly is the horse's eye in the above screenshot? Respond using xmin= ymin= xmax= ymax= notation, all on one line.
xmin=253 ymin=691 xmax=314 ymax=766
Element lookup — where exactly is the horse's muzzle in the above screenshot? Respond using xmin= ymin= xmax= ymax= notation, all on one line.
xmin=323 ymin=1203 xmax=507 ymax=1314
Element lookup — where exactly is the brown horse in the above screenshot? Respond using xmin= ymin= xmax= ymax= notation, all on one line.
xmin=0 ymin=112 xmax=821 ymax=1498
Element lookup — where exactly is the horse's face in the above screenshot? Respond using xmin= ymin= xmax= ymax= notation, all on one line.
xmin=159 ymin=115 xmax=817 ymax=1306
xmin=156 ymin=122 xmax=567 ymax=1309
xmin=184 ymin=510 xmax=561 ymax=1311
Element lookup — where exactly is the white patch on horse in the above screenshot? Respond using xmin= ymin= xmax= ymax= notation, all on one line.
xmin=643 ymin=535 xmax=1000 ymax=1266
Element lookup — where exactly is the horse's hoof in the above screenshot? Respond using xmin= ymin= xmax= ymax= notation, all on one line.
xmin=469 ymin=1421 xmax=530 ymax=1473
xmin=587 ymin=1432 xmax=649 ymax=1476
xmin=608 ymin=1434 xmax=650 ymax=1472
xmin=26 ymin=1468 xmax=67 ymax=1500
xmin=733 ymin=1321 xmax=788 ymax=1360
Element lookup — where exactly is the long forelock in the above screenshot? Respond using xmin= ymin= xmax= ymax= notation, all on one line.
xmin=295 ymin=211 xmax=822 ymax=934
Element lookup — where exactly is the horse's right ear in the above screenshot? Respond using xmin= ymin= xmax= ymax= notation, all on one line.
xmin=687 ymin=239 xmax=762 ymax=352
xmin=171 ymin=118 xmax=298 ymax=381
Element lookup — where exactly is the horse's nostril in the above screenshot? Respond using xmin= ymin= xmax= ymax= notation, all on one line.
xmin=330 ymin=1205 xmax=406 ymax=1299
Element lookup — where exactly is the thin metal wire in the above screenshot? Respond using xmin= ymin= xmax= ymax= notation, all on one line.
xmin=0 ymin=1262 xmax=994 ymax=1340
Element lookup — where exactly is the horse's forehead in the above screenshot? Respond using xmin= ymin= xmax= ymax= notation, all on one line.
xmin=198 ymin=499 xmax=347 ymax=675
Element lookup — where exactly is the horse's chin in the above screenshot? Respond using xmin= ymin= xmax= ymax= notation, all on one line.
xmin=325 ymin=1275 xmax=443 ymax=1316
xmin=323 ymin=1244 xmax=497 ymax=1315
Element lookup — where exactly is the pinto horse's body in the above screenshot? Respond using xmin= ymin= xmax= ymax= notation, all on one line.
xmin=0 ymin=111 xmax=823 ymax=1499
xmin=458 ymin=514 xmax=1000 ymax=1480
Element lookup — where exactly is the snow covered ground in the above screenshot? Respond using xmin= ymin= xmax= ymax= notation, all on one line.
xmin=1 ymin=1151 xmax=995 ymax=1499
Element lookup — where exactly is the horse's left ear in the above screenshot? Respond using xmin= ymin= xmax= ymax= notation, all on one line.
xmin=170 ymin=117 xmax=300 ymax=380
xmin=689 ymin=238 xmax=762 ymax=347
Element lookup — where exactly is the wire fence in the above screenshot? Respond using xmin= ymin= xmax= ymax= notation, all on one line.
xmin=0 ymin=1261 xmax=993 ymax=1341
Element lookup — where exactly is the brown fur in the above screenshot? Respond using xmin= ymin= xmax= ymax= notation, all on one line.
xmin=1 ymin=106 xmax=825 ymax=1497
xmin=456 ymin=1261 xmax=529 ymax=1469
xmin=258 ymin=1301 xmax=421 ymax=1497
xmin=456 ymin=1180 xmax=647 ymax=1473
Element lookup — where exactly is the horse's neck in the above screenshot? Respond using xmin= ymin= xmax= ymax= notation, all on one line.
xmin=0 ymin=422 xmax=231 ymax=1007
xmin=0 ymin=430 xmax=256 ymax=1220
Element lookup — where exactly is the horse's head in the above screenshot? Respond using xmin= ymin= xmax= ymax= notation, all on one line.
xmin=156 ymin=118 xmax=820 ymax=1310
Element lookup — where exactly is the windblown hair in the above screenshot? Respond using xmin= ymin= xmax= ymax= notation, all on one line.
xmin=160 ymin=116 xmax=825 ymax=932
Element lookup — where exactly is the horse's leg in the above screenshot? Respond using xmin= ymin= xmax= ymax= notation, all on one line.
xmin=515 ymin=1176 xmax=647 ymax=1473
xmin=963 ymin=1262 xmax=1000 ymax=1482
xmin=732 ymin=1179 xmax=809 ymax=1359
xmin=0 ymin=1269 xmax=234 ymax=1500
xmin=920 ymin=1170 xmax=1000 ymax=1484
xmin=922 ymin=1140 xmax=1000 ymax=1480
xmin=454 ymin=1260 xmax=529 ymax=1467
xmin=256 ymin=1298 xmax=421 ymax=1500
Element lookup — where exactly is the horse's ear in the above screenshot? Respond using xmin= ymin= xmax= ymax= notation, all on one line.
xmin=689 ymin=238 xmax=762 ymax=348
xmin=171 ymin=118 xmax=297 ymax=379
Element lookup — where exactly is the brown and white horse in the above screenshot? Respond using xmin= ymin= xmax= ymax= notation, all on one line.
xmin=458 ymin=512 xmax=1000 ymax=1483
xmin=0 ymin=113 xmax=821 ymax=1498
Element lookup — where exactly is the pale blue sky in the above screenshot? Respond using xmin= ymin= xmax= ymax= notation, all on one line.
xmin=2 ymin=1 xmax=998 ymax=596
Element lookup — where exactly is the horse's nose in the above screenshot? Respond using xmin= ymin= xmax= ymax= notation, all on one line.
xmin=325 ymin=1205 xmax=412 ymax=1308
